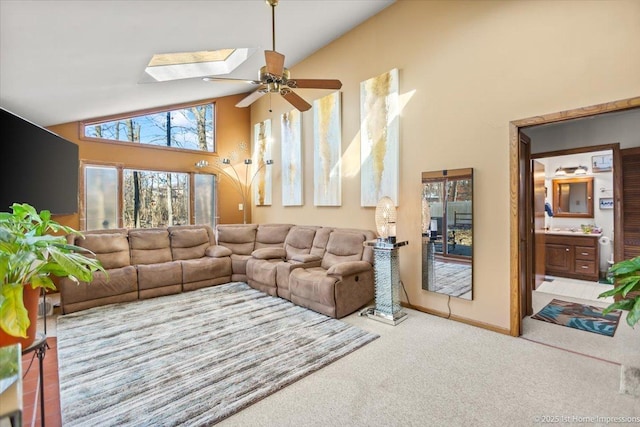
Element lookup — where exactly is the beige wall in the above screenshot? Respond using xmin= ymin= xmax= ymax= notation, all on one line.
xmin=249 ymin=0 xmax=640 ymax=331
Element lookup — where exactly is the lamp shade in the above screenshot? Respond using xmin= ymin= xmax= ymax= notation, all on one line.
xmin=375 ymin=196 xmax=397 ymax=239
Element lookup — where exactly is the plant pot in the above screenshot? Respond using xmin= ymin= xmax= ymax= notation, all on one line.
xmin=0 ymin=285 xmax=40 ymax=349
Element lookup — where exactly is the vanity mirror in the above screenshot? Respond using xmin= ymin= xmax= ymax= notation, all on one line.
xmin=421 ymin=168 xmax=473 ymax=300
xmin=552 ymin=176 xmax=594 ymax=218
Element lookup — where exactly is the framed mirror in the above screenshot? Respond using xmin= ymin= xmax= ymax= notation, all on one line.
xmin=421 ymin=168 xmax=473 ymax=300
xmin=552 ymin=176 xmax=594 ymax=218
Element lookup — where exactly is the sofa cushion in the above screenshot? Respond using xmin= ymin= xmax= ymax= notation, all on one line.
xmin=217 ymin=224 xmax=257 ymax=255
xmin=310 ymin=227 xmax=333 ymax=258
xmin=230 ymin=254 xmax=252 ymax=275
xmin=181 ymin=257 xmax=232 ymax=284
xmin=321 ymin=231 xmax=366 ymax=270
xmin=137 ymin=261 xmax=182 ymax=290
xmin=283 ymin=226 xmax=318 ymax=259
xmin=76 ymin=232 xmax=130 ymax=269
xmin=170 ymin=228 xmax=210 ymax=260
xmin=129 ymin=229 xmax=172 ymax=265
xmin=254 ymin=224 xmax=293 ymax=249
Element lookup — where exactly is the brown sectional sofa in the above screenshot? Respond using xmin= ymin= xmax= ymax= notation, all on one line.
xmin=59 ymin=223 xmax=376 ymax=319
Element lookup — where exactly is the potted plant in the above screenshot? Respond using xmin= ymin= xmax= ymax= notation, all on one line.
xmin=0 ymin=203 xmax=105 ymax=347
xmin=599 ymin=256 xmax=640 ymax=328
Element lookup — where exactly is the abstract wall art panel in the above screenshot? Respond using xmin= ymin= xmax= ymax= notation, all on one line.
xmin=281 ymin=109 xmax=303 ymax=206
xmin=253 ymin=119 xmax=272 ymax=206
xmin=360 ymin=68 xmax=399 ymax=206
xmin=313 ymin=91 xmax=342 ymax=206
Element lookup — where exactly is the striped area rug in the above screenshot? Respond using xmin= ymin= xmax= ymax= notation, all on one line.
xmin=57 ymin=282 xmax=378 ymax=426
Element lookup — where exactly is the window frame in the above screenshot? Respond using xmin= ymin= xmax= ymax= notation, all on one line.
xmin=78 ymin=99 xmax=217 ymax=154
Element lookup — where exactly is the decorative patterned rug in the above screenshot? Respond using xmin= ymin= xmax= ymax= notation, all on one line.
xmin=531 ymin=298 xmax=622 ymax=337
xmin=57 ymin=282 xmax=378 ymax=426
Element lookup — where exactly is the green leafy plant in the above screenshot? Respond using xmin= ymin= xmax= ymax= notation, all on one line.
xmin=599 ymin=256 xmax=640 ymax=328
xmin=0 ymin=203 xmax=106 ymax=338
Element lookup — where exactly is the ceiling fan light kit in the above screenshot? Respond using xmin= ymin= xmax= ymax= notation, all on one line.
xmin=203 ymin=0 xmax=342 ymax=112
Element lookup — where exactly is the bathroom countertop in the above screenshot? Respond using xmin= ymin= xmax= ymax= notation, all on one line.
xmin=545 ymin=229 xmax=602 ymax=237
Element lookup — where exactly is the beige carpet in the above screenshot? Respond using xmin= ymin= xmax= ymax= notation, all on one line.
xmin=220 ymin=306 xmax=639 ymax=426
xmin=45 ymin=290 xmax=640 ymax=426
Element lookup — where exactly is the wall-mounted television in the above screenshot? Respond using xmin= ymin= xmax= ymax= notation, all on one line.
xmin=1 ymin=108 xmax=79 ymax=215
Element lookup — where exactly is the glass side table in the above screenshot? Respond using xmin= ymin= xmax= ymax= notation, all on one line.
xmin=363 ymin=239 xmax=409 ymax=325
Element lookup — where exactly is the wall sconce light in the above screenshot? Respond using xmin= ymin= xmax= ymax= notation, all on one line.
xmin=555 ymin=165 xmax=588 ymax=176
xmin=375 ymin=196 xmax=397 ymax=244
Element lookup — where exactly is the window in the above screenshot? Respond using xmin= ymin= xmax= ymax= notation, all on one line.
xmin=82 ymin=102 xmax=215 ymax=152
xmin=83 ymin=164 xmax=217 ymax=230
xmin=194 ymin=174 xmax=217 ymax=225
xmin=85 ymin=166 xmax=118 ymax=230
xmin=123 ymin=170 xmax=190 ymax=228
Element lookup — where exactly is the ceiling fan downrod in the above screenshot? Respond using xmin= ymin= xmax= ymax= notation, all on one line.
xmin=267 ymin=0 xmax=278 ymax=52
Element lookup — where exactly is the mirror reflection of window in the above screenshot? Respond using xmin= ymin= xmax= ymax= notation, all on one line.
xmin=421 ymin=168 xmax=473 ymax=300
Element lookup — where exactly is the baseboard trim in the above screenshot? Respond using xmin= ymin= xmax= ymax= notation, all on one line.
xmin=401 ymin=302 xmax=511 ymax=335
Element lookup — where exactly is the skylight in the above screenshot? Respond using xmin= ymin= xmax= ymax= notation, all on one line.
xmin=143 ymin=48 xmax=254 ymax=82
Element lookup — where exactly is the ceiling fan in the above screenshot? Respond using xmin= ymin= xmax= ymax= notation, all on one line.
xmin=203 ymin=0 xmax=342 ymax=112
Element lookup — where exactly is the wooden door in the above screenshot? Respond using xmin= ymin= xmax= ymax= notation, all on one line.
xmin=519 ymin=132 xmax=533 ymax=318
xmin=533 ymin=160 xmax=546 ymax=291
xmin=622 ymin=147 xmax=640 ymax=260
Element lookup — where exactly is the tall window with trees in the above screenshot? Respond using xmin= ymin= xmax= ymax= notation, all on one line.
xmin=123 ymin=170 xmax=190 ymax=228
xmin=82 ymin=102 xmax=215 ymax=152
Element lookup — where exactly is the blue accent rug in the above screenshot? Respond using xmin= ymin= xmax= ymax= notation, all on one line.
xmin=531 ymin=299 xmax=622 ymax=337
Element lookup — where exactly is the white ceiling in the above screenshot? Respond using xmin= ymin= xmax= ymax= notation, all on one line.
xmin=0 ymin=0 xmax=395 ymax=126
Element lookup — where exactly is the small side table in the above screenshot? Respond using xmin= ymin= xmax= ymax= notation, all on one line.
xmin=22 ymin=333 xmax=47 ymax=427
xmin=364 ymin=239 xmax=409 ymax=325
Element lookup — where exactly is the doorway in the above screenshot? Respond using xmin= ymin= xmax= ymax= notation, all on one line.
xmin=508 ymin=96 xmax=640 ymax=337
xmin=529 ymin=146 xmax=617 ymax=307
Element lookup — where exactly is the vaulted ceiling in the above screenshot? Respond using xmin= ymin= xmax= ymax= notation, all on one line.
xmin=0 ymin=0 xmax=394 ymax=126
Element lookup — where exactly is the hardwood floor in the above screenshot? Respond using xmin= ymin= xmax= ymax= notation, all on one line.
xmin=20 ymin=337 xmax=61 ymax=427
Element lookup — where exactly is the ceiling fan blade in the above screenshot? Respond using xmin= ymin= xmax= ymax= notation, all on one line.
xmin=281 ymin=89 xmax=312 ymax=112
xmin=265 ymin=50 xmax=285 ymax=77
xmin=286 ymin=79 xmax=342 ymax=90
xmin=203 ymin=76 xmax=262 ymax=85
xmin=236 ymin=88 xmax=268 ymax=108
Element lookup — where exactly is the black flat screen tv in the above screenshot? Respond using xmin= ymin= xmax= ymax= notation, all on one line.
xmin=1 ymin=108 xmax=79 ymax=215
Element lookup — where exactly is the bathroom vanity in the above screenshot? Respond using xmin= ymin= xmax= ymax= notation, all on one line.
xmin=544 ymin=231 xmax=600 ymax=281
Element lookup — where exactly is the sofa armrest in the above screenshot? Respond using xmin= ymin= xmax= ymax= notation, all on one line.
xmin=327 ymin=261 xmax=372 ymax=277
xmin=290 ymin=254 xmax=322 ymax=263
xmin=251 ymin=247 xmax=286 ymax=260
xmin=288 ymin=259 xmax=322 ymax=271
xmin=205 ymin=245 xmax=233 ymax=258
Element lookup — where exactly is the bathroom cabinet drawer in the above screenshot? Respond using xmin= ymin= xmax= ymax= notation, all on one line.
xmin=574 ymin=260 xmax=596 ymax=275
xmin=575 ymin=246 xmax=596 ymax=260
